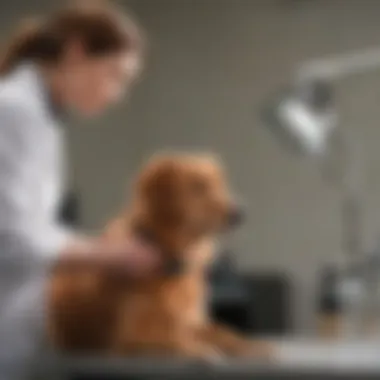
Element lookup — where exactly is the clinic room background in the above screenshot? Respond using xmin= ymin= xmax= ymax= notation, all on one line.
xmin=3 ymin=0 xmax=380 ymax=334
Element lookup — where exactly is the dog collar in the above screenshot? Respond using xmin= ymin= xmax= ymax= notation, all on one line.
xmin=134 ymin=225 xmax=188 ymax=277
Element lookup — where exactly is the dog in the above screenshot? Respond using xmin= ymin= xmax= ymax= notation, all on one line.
xmin=49 ymin=153 xmax=273 ymax=361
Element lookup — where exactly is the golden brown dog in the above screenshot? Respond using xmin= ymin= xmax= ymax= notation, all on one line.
xmin=49 ymin=153 xmax=273 ymax=360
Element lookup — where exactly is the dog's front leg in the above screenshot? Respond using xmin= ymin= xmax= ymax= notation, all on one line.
xmin=159 ymin=334 xmax=222 ymax=362
xmin=198 ymin=323 xmax=274 ymax=359
xmin=112 ymin=321 xmax=221 ymax=362
xmin=112 ymin=337 xmax=219 ymax=360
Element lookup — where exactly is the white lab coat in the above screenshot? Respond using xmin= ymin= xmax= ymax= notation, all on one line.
xmin=0 ymin=63 xmax=72 ymax=379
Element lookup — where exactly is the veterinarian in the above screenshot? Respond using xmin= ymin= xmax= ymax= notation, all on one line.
xmin=0 ymin=2 xmax=157 ymax=379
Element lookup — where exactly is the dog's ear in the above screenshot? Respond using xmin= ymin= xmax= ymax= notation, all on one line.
xmin=137 ymin=159 xmax=184 ymax=226
xmin=139 ymin=158 xmax=179 ymax=198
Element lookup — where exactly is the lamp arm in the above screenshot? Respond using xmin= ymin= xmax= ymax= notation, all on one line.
xmin=296 ymin=46 xmax=380 ymax=83
xmin=320 ymin=127 xmax=374 ymax=337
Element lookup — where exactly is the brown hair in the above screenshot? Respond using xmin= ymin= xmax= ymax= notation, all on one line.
xmin=0 ymin=0 xmax=143 ymax=75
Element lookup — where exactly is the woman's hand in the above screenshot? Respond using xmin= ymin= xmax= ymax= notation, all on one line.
xmin=98 ymin=238 xmax=160 ymax=276
xmin=60 ymin=236 xmax=160 ymax=277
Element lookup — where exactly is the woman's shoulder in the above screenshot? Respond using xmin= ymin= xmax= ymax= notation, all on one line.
xmin=0 ymin=82 xmax=46 ymax=133
xmin=0 ymin=66 xmax=47 ymax=122
xmin=0 ymin=96 xmax=41 ymax=137
xmin=0 ymin=91 xmax=47 ymax=150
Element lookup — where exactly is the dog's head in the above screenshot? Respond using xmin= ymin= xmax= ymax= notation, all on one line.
xmin=133 ymin=153 xmax=244 ymax=241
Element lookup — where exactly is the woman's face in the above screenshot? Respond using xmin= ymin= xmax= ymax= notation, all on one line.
xmin=61 ymin=43 xmax=140 ymax=117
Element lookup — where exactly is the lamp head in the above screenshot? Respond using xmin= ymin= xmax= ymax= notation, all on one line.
xmin=262 ymin=80 xmax=338 ymax=158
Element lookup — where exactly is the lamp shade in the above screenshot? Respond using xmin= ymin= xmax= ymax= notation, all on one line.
xmin=261 ymin=80 xmax=338 ymax=158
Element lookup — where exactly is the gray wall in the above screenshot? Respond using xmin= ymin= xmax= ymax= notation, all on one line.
xmin=3 ymin=0 xmax=380 ymax=332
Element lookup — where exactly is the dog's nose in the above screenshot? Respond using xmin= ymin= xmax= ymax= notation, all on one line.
xmin=227 ymin=204 xmax=246 ymax=228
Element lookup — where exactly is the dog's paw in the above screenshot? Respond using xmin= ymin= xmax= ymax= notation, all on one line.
xmin=202 ymin=348 xmax=226 ymax=365
xmin=188 ymin=346 xmax=225 ymax=366
xmin=247 ymin=340 xmax=276 ymax=361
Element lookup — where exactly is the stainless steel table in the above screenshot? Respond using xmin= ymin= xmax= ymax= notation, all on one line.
xmin=41 ymin=339 xmax=380 ymax=380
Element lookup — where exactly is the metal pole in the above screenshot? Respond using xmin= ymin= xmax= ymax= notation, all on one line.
xmin=319 ymin=126 xmax=367 ymax=337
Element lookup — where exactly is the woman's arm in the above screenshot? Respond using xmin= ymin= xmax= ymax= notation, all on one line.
xmin=0 ymin=98 xmax=157 ymax=274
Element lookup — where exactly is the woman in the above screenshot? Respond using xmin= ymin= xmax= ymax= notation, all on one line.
xmin=0 ymin=1 xmax=157 ymax=379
